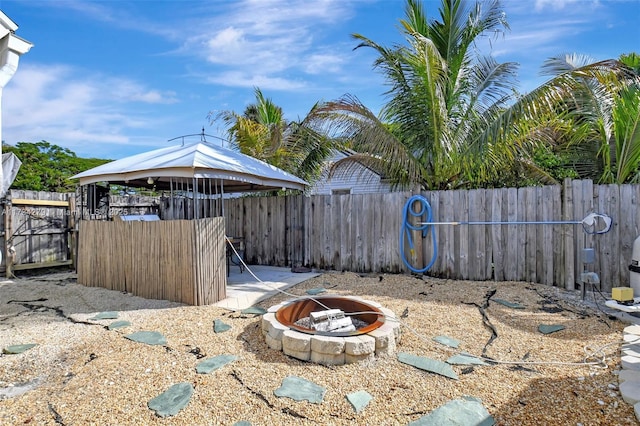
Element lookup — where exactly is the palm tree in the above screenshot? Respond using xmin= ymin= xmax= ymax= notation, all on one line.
xmin=211 ymin=87 xmax=336 ymax=185
xmin=522 ymin=54 xmax=640 ymax=184
xmin=304 ymin=0 xmax=636 ymax=189
xmin=306 ymin=0 xmax=519 ymax=189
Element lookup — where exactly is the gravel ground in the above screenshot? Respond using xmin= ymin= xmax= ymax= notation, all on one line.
xmin=0 ymin=270 xmax=636 ymax=425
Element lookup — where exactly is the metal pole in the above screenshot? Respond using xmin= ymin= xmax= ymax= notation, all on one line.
xmin=423 ymin=220 xmax=584 ymax=226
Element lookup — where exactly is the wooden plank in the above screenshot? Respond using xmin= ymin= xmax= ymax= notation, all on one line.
xmin=354 ymin=194 xmax=365 ymax=272
xmin=10 ymin=198 xmax=69 ymax=207
xmin=563 ymin=179 xmax=575 ymax=289
xmin=455 ymin=189 xmax=469 ymax=279
xmin=340 ymin=194 xmax=352 ymax=271
xmin=11 ymin=260 xmax=73 ymax=271
xmin=467 ymin=190 xmax=480 ymax=280
xmin=426 ymin=191 xmax=439 ymax=273
xmin=548 ymin=185 xmax=563 ymax=286
xmin=490 ymin=188 xmax=504 ymax=281
xmin=597 ymin=184 xmax=619 ymax=291
xmin=332 ymin=194 xmax=342 ymax=270
xmin=371 ymin=193 xmax=382 ymax=272
xmin=619 ymin=184 xmax=636 ymax=287
xmin=439 ymin=190 xmax=455 ymax=278
xmin=514 ymin=187 xmax=526 ymax=281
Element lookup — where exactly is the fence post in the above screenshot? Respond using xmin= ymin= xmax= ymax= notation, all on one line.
xmin=4 ymin=198 xmax=11 ymax=278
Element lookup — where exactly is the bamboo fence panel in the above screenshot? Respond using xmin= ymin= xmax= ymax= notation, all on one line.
xmin=77 ymin=218 xmax=225 ymax=305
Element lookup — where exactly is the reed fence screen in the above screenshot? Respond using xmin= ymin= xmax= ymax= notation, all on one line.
xmin=77 ymin=217 xmax=226 ymax=305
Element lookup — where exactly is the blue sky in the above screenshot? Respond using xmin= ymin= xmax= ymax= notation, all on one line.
xmin=0 ymin=0 xmax=638 ymax=159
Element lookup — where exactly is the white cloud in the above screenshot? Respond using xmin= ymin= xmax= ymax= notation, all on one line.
xmin=534 ymin=0 xmax=600 ymax=12
xmin=304 ymin=53 xmax=346 ymax=75
xmin=206 ymin=71 xmax=306 ymax=91
xmin=2 ymin=64 xmax=177 ymax=154
xmin=179 ymin=0 xmax=357 ymax=88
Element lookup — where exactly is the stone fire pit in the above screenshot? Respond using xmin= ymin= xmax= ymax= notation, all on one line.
xmin=261 ymin=295 xmax=401 ymax=365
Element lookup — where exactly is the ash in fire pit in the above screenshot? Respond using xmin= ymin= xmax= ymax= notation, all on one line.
xmin=262 ymin=296 xmax=401 ymax=365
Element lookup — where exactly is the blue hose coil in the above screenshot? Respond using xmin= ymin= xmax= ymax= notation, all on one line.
xmin=400 ymin=195 xmax=437 ymax=273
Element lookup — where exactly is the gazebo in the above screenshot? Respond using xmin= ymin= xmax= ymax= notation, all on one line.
xmin=72 ymin=137 xmax=307 ymax=305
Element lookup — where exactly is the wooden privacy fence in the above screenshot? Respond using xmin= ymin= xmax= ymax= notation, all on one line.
xmin=77 ymin=217 xmax=226 ymax=305
xmin=1 ymin=190 xmax=75 ymax=275
xmin=224 ymin=180 xmax=640 ymax=292
xmin=0 ymin=191 xmax=161 ymax=275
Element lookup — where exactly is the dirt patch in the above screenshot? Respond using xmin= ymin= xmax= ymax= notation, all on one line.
xmin=0 ymin=271 xmax=635 ymax=425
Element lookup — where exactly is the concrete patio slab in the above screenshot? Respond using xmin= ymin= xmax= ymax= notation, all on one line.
xmin=214 ymin=265 xmax=320 ymax=311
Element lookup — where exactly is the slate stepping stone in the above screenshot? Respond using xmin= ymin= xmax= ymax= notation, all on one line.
xmin=408 ymin=398 xmax=494 ymax=425
xmin=493 ymin=299 xmax=525 ymax=309
xmin=107 ymin=320 xmax=131 ymax=330
xmin=538 ymin=324 xmax=565 ymax=335
xmin=3 ymin=344 xmax=37 ymax=354
xmin=148 ymin=382 xmax=194 ymax=417
xmin=447 ymin=353 xmax=488 ymax=366
xmin=241 ymin=306 xmax=267 ymax=315
xmin=233 ymin=422 xmax=251 ymax=426
xmin=214 ymin=319 xmax=231 ymax=333
xmin=433 ymin=335 xmax=460 ymax=348
xmin=89 ymin=311 xmax=119 ymax=320
xmin=306 ymin=288 xmax=327 ymax=295
xmin=397 ymin=352 xmax=458 ymax=380
xmin=125 ymin=331 xmax=167 ymax=345
xmin=274 ymin=376 xmax=326 ymax=403
xmin=346 ymin=390 xmax=373 ymax=414
xmin=196 ymin=354 xmax=238 ymax=374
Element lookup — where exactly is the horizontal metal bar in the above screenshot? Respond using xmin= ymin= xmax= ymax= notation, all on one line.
xmin=420 ymin=220 xmax=581 ymax=226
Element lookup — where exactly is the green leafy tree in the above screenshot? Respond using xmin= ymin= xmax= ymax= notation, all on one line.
xmin=3 ymin=141 xmax=110 ymax=192
xmin=304 ymin=0 xmax=634 ymax=189
xmin=527 ymin=53 xmax=640 ymax=184
xmin=304 ymin=0 xmax=522 ymax=189
xmin=211 ymin=87 xmax=337 ymax=185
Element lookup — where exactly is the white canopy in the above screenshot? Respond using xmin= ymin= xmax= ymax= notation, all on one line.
xmin=72 ymin=141 xmax=308 ymax=192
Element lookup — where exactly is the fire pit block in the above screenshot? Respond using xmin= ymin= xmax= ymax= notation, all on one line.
xmin=265 ymin=296 xmax=399 ymax=365
xmin=282 ymin=329 xmax=312 ymax=361
xmin=311 ymin=335 xmax=346 ymax=355
xmin=345 ymin=335 xmax=376 ymax=356
xmin=311 ymin=351 xmax=346 ymax=365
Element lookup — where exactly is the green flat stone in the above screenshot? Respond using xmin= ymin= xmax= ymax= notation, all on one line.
xmin=306 ymin=288 xmax=327 ymax=295
xmin=89 ymin=311 xmax=119 ymax=320
xmin=3 ymin=344 xmax=37 ymax=354
xmin=447 ymin=353 xmax=488 ymax=366
xmin=214 ymin=319 xmax=231 ymax=333
xmin=241 ymin=306 xmax=267 ymax=315
xmin=233 ymin=422 xmax=251 ymax=426
xmin=433 ymin=335 xmax=460 ymax=348
xmin=538 ymin=324 xmax=565 ymax=335
xmin=398 ymin=352 xmax=458 ymax=380
xmin=107 ymin=320 xmax=131 ymax=330
xmin=274 ymin=376 xmax=326 ymax=404
xmin=148 ymin=382 xmax=193 ymax=417
xmin=493 ymin=298 xmax=525 ymax=309
xmin=408 ymin=398 xmax=495 ymax=425
xmin=125 ymin=331 xmax=167 ymax=345
xmin=346 ymin=390 xmax=373 ymax=414
xmin=196 ymin=354 xmax=238 ymax=374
